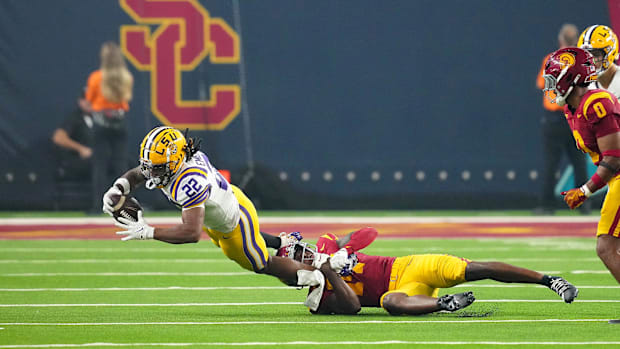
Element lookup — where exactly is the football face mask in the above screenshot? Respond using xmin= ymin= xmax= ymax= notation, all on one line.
xmin=278 ymin=241 xmax=318 ymax=265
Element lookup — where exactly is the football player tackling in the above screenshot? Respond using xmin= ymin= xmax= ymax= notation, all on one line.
xmin=270 ymin=228 xmax=578 ymax=315
xmin=543 ymin=48 xmax=620 ymax=285
xmin=102 ymin=126 xmax=317 ymax=287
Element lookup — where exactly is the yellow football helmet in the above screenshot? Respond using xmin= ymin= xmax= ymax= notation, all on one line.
xmin=139 ymin=126 xmax=187 ymax=189
xmin=578 ymin=25 xmax=619 ymax=74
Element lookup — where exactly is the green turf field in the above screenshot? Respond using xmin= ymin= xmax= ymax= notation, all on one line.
xmin=0 ymin=237 xmax=618 ymax=348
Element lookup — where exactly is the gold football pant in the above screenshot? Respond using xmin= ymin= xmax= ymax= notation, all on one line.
xmin=380 ymin=254 xmax=469 ymax=308
xmin=597 ymin=175 xmax=620 ymax=238
xmin=205 ymin=185 xmax=269 ymax=272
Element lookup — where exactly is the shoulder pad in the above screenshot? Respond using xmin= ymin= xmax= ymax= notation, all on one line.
xmin=170 ymin=167 xmax=211 ymax=208
xmin=582 ymin=91 xmax=616 ymax=121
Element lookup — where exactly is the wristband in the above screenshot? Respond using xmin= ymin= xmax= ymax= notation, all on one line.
xmin=580 ymin=184 xmax=593 ymax=197
xmin=590 ymin=173 xmax=606 ymax=191
xmin=114 ymin=178 xmax=131 ymax=195
xmin=602 ymin=150 xmax=620 ymax=157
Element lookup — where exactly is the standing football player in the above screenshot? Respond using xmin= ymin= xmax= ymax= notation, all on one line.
xmin=543 ymin=47 xmax=620 ymax=285
xmin=103 ymin=126 xmax=321 ymax=286
xmin=273 ymin=228 xmax=578 ymax=315
xmin=579 ymin=25 xmax=620 ymax=98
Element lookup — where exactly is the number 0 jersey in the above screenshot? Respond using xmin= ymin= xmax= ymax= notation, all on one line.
xmin=161 ymin=151 xmax=240 ymax=233
xmin=564 ymin=89 xmax=620 ymax=165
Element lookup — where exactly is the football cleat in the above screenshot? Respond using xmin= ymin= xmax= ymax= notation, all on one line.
xmin=437 ymin=291 xmax=475 ymax=312
xmin=549 ymin=277 xmax=578 ymax=303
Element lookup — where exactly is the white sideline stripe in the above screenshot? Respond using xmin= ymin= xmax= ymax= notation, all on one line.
xmin=0 ymin=285 xmax=616 ymax=292
xmin=0 ymin=302 xmax=301 ymax=307
xmin=0 ymin=286 xmax=291 ymax=292
xmin=0 ymin=340 xmax=618 ymax=348
xmin=0 ymin=215 xmax=601 ymax=225
xmin=1 ymin=272 xmax=253 ymax=276
xmin=0 ymin=246 xmax=593 ymax=253
xmin=0 ymin=257 xmax=603 ymax=264
xmin=0 ymin=259 xmax=226 ymax=264
xmin=0 ymin=319 xmax=612 ymax=326
xmin=2 ymin=270 xmax=608 ymax=276
xmin=0 ymin=300 xmax=617 ymax=307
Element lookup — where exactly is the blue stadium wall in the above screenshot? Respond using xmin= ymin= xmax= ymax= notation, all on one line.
xmin=0 ymin=0 xmax=611 ymax=210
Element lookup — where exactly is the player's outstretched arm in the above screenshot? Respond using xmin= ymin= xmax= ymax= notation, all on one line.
xmin=314 ymin=261 xmax=361 ymax=315
xmin=103 ymin=167 xmax=146 ymax=215
xmin=153 ymin=206 xmax=205 ymax=244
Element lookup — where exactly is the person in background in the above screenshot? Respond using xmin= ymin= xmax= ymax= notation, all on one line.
xmin=535 ymin=23 xmax=589 ymax=215
xmin=51 ymin=93 xmax=94 ymax=180
xmin=80 ymin=41 xmax=133 ymax=213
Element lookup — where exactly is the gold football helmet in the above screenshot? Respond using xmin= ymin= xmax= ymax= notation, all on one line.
xmin=139 ymin=126 xmax=187 ymax=189
xmin=578 ymin=25 xmax=619 ymax=74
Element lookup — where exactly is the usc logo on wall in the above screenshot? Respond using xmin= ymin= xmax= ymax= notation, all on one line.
xmin=120 ymin=0 xmax=240 ymax=130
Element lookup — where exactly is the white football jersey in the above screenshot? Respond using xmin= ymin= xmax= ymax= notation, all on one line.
xmin=161 ymin=151 xmax=240 ymax=233
xmin=589 ymin=68 xmax=620 ymax=99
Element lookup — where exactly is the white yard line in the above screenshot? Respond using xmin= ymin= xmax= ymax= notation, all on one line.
xmin=0 ymin=285 xmax=616 ymax=292
xmin=0 ymin=319 xmax=612 ymax=326
xmin=1 ymin=272 xmax=253 ymax=276
xmin=0 ymin=300 xmax=616 ymax=307
xmin=0 ymin=340 xmax=618 ymax=348
xmin=0 ymin=257 xmax=602 ymax=264
xmin=0 ymin=259 xmax=227 ymax=264
xmin=0 ymin=286 xmax=291 ymax=292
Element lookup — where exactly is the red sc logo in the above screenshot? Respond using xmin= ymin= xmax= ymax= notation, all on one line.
xmin=120 ymin=0 xmax=240 ymax=130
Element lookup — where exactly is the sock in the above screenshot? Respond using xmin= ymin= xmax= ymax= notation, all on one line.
xmin=541 ymin=275 xmax=552 ymax=287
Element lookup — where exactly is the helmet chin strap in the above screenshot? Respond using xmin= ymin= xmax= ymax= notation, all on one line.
xmin=145 ymin=179 xmax=158 ymax=190
xmin=556 ymin=95 xmax=567 ymax=107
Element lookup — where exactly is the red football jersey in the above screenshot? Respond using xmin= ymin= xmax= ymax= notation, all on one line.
xmin=311 ymin=232 xmax=394 ymax=310
xmin=564 ymin=89 xmax=620 ymax=165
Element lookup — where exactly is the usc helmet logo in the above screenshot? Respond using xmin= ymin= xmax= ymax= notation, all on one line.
xmin=557 ymin=52 xmax=576 ymax=69
xmin=120 ymin=0 xmax=241 ymax=130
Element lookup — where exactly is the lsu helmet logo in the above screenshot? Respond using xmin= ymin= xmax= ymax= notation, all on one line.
xmin=119 ymin=0 xmax=241 ymax=130
xmin=557 ymin=52 xmax=576 ymax=69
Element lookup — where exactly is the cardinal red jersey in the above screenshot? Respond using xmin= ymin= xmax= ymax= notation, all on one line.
xmin=564 ymin=89 xmax=620 ymax=165
xmin=314 ymin=252 xmax=395 ymax=309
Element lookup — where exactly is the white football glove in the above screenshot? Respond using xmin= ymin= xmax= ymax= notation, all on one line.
xmin=102 ymin=178 xmax=130 ymax=215
xmin=328 ymin=248 xmax=349 ymax=273
xmin=312 ymin=253 xmax=330 ymax=269
xmin=115 ymin=211 xmax=154 ymax=241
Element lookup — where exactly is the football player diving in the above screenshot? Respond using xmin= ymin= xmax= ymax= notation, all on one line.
xmin=102 ymin=126 xmax=322 ymax=287
xmin=266 ymin=228 xmax=579 ymax=315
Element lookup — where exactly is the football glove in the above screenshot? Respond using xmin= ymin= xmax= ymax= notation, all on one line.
xmin=115 ymin=210 xmax=154 ymax=241
xmin=102 ymin=178 xmax=131 ymax=215
xmin=339 ymin=253 xmax=358 ymax=277
xmin=561 ymin=187 xmax=587 ymax=209
xmin=278 ymin=231 xmax=303 ymax=248
xmin=328 ymin=248 xmax=349 ymax=273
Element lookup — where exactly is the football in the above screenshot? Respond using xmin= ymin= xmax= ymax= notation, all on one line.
xmin=111 ymin=195 xmax=143 ymax=223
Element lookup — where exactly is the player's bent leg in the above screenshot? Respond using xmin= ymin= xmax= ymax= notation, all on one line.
xmin=596 ymin=235 xmax=620 ymax=284
xmin=381 ymin=293 xmax=441 ymax=315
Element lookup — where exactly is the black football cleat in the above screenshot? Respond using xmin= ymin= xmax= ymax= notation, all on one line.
xmin=549 ymin=277 xmax=578 ymax=303
xmin=437 ymin=291 xmax=475 ymax=312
